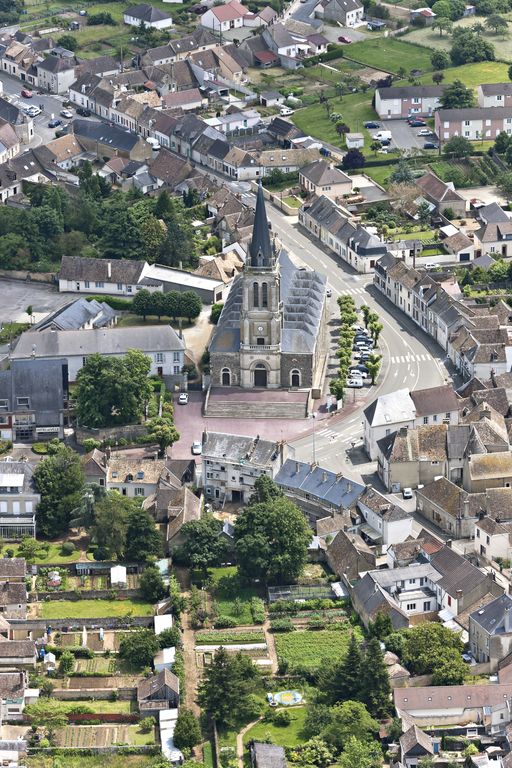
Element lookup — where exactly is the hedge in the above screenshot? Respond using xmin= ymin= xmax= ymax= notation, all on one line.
xmin=85 ymin=295 xmax=133 ymax=310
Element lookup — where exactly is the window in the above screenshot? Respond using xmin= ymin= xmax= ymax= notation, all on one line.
xmin=406 ymin=603 xmax=416 ymax=611
xmin=134 ymin=488 xmax=145 ymax=496
xmin=222 ymin=368 xmax=231 ymax=386
xmin=433 ymin=414 xmax=438 ymax=422
xmin=25 ymin=501 xmax=33 ymax=513
xmin=423 ymin=601 xmax=431 ymax=611
xmin=423 ymin=416 xmax=428 ymax=424
xmin=117 ymin=283 xmax=123 ymax=291
xmin=173 ymin=365 xmax=180 ymax=374
xmin=84 ymin=281 xmax=90 ymax=288
xmin=155 ymin=353 xmax=164 ymax=363
xmin=487 ymin=535 xmax=490 ymax=545
xmin=447 ymin=595 xmax=452 ymax=606
xmin=95 ymin=281 xmax=104 ymax=288
xmin=262 ymin=282 xmax=268 ymax=308
xmin=173 ymin=352 xmax=180 ymax=362
xmin=0 ymin=400 xmax=7 ymax=410
xmin=445 ymin=412 xmax=450 ymax=419
xmin=12 ymin=501 xmax=19 ymax=514
xmin=16 ymin=397 xmax=29 ymax=407
xmin=431 ymin=461 xmax=439 ymax=466
xmin=477 ymin=528 xmax=480 ymax=538
xmin=253 ymin=282 xmax=259 ymax=308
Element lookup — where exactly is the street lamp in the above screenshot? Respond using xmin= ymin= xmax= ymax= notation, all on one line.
xmin=311 ymin=411 xmax=317 ymax=464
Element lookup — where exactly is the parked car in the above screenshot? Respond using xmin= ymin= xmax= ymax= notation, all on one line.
xmin=338 ymin=35 xmax=352 ymax=43
xmin=424 ymin=262 xmax=438 ymax=269
xmin=178 ymin=392 xmax=189 ymax=405
xmin=353 ymin=351 xmax=362 ymax=360
xmin=379 ymin=138 xmax=391 ymax=146
xmin=423 ymin=141 xmax=439 ymax=150
xmin=402 ymin=487 xmax=413 ymax=499
xmin=350 ymin=364 xmax=370 ymax=374
xmin=60 ymin=108 xmax=73 ymax=119
xmin=76 ymin=107 xmax=91 ymax=117
xmin=360 ymin=352 xmax=372 ymax=361
xmin=280 ymin=107 xmax=294 ymax=116
xmin=417 ymin=128 xmax=431 ymax=136
xmin=21 ymin=89 xmax=33 ymax=98
xmin=347 ymin=378 xmax=364 ymax=388
xmin=408 ymin=118 xmax=426 ymax=127
xmin=353 ymin=325 xmax=367 ymax=333
xmin=191 ymin=440 xmax=202 ymax=455
xmin=48 ymin=118 xmax=62 ymax=128
xmin=364 ymin=121 xmax=379 ymax=129
xmin=350 ymin=370 xmax=368 ymax=379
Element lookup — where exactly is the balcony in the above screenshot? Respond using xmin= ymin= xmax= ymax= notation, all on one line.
xmin=241 ymin=344 xmax=280 ymax=352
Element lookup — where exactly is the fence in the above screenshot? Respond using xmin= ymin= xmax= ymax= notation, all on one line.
xmin=66 ymin=713 xmax=140 ymax=724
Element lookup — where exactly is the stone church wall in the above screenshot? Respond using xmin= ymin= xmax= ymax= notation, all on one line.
xmin=281 ymin=353 xmax=313 ymax=388
xmin=210 ymin=353 xmax=241 ymax=387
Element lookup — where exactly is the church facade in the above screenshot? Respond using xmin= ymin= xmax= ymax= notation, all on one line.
xmin=208 ymin=184 xmax=328 ymax=393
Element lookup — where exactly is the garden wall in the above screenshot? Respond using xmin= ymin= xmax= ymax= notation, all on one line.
xmin=0 ymin=268 xmax=55 ymax=284
xmin=66 ymin=713 xmax=139 ymax=724
xmin=11 ymin=617 xmax=152 ymax=630
xmin=76 ymin=424 xmax=151 ymax=444
xmin=31 ymin=588 xmax=141 ymax=602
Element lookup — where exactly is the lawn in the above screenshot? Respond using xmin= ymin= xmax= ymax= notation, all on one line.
xmin=62 ymin=699 xmax=134 ymax=714
xmin=406 ymin=14 xmax=512 ymax=58
xmin=293 ymin=92 xmax=378 ymax=150
xmin=0 ymin=322 xmax=29 ymax=344
xmin=9 ymin=541 xmax=81 ymax=564
xmin=344 ymin=38 xmax=433 ymax=74
xmin=40 ymin=598 xmax=154 ymax=619
xmin=274 ymin=627 xmax=363 ymax=670
xmin=390 ymin=229 xmax=438 ymax=242
xmin=361 ymin=163 xmax=396 ymax=187
xmin=207 ymin=566 xmax=262 ymax=626
xmin=243 ymin=707 xmax=307 ymax=748
xmin=74 ymin=657 xmax=117 ymax=675
xmin=417 ymin=61 xmax=510 ymax=90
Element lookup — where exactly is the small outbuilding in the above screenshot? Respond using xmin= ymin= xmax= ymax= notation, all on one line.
xmin=110 ymin=565 xmax=127 ymax=587
xmin=154 ymin=646 xmax=176 ymax=672
xmin=345 ymin=133 xmax=364 ymax=150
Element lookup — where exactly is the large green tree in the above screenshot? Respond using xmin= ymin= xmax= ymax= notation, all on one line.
xmin=360 ymin=638 xmax=391 ymax=717
xmin=139 ymin=566 xmax=167 ymax=603
xmin=178 ymin=515 xmax=227 ymax=571
xmin=234 ymin=493 xmax=311 ymax=584
xmin=324 ymin=633 xmax=362 ymax=704
xmin=338 ymin=737 xmax=383 ymax=768
xmin=75 ymin=349 xmax=153 ymax=428
xmin=321 ymin=700 xmax=380 ymax=752
xmin=125 ymin=506 xmax=163 ymax=562
xmin=197 ymin=647 xmax=261 ymax=727
xmin=440 ymin=79 xmax=475 ymax=109
xmin=33 ymin=445 xmax=85 ymax=537
xmin=119 ymin=629 xmax=159 ymax=668
xmin=385 ymin=622 xmax=465 ymax=683
xmin=450 ymin=28 xmax=495 ymax=64
xmin=90 ymin=491 xmax=133 ymax=560
xmin=173 ymin=708 xmax=202 ymax=751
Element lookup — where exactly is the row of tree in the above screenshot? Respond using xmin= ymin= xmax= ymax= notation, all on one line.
xmin=132 ymin=288 xmax=202 ymax=323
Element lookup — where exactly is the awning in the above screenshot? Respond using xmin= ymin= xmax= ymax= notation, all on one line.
xmin=360 ymin=523 xmax=382 ymax=542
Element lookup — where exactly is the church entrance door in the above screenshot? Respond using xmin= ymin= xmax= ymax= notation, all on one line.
xmin=254 ymin=366 xmax=267 ymax=388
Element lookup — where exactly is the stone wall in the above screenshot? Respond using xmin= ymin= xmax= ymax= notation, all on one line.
xmin=0 ymin=269 xmax=56 ymax=284
xmin=281 ymin=352 xmax=313 ymax=389
xmin=210 ymin=351 xmax=241 ymax=387
xmin=76 ymin=424 xmax=151 ymax=445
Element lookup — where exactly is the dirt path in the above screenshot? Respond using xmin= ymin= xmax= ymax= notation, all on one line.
xmin=175 ymin=567 xmax=201 ymax=718
xmin=237 ymin=717 xmax=263 ymax=768
xmin=263 ymin=619 xmax=278 ymax=674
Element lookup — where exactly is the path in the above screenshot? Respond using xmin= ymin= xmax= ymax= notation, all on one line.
xmin=237 ymin=717 xmax=263 ymax=768
xmin=263 ymin=618 xmax=278 ymax=674
xmin=175 ymin=567 xmax=201 ymax=718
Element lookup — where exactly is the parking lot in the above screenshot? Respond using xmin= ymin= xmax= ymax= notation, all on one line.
xmin=374 ymin=119 xmax=438 ymax=152
xmin=0 ymin=279 xmax=68 ymax=324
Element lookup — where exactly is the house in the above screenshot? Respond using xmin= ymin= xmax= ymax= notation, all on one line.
xmin=0 ymin=671 xmax=36 ymax=722
xmin=34 ymin=298 xmax=116 ymax=332
xmin=0 ymin=120 xmax=19 ymax=164
xmin=156 ymin=486 xmax=202 ymax=552
xmin=259 ymin=90 xmax=285 ymax=108
xmin=106 ymin=457 xmax=171 ymax=499
xmin=262 ymin=23 xmax=309 ymax=68
xmin=0 ymin=359 xmax=68 ymax=445
xmin=363 ymin=384 xmax=460 ymax=460
xmin=415 ymin=171 xmax=467 ymax=217
xmin=0 ymin=97 xmax=34 ymax=145
xmin=162 ymin=89 xmax=204 ymax=112
xmin=464 ymin=452 xmax=512 ymax=493
xmin=0 ymin=560 xmax=26 ymax=584
xmin=275 ymin=458 xmax=364 ymax=522
xmin=299 ymin=160 xmax=352 ymax=199
xmin=10 ymin=325 xmax=185 ymax=382
xmin=251 ymin=743 xmax=286 ymax=768
xmin=474 ymin=515 xmax=512 ymax=563
xmin=314 ymin=0 xmax=364 ymax=26
xmin=0 ymin=462 xmax=39 ymax=541
xmin=0 ymin=639 xmax=36 ymax=669
xmin=377 ymin=425 xmax=449 ymax=493
xmin=474 ymin=211 xmax=512 ymax=258
xmin=443 ymin=230 xmax=475 ymax=262
xmin=71 ymin=119 xmax=152 ymax=161
xmin=36 ymin=55 xmax=76 ymax=94
xmin=375 ymin=85 xmax=444 ymax=120
xmin=416 ymin=477 xmax=480 ymax=538
xmin=201 ymin=0 xmax=248 ymax=32
xmin=137 ymin=669 xmax=179 ymax=716
xmin=410 ymin=6 xmax=436 ymax=23
xmin=469 ymin=593 xmax=512 ymax=669
xmin=326 ymin=528 xmax=377 ymax=580
xmin=350 ymin=571 xmax=409 ymax=630
xmin=202 ymin=432 xmax=285 ymax=504
xmin=33 ymin=134 xmax=87 ymax=171
xmin=58 ymin=255 xmax=146 ymax=295
xmin=355 ymin=485 xmax=413 ymax=546
xmin=435 ymin=106 xmax=512 ymax=142
xmin=123 ymin=3 xmax=173 ymax=28
xmin=345 ymin=132 xmax=364 ymax=149
xmin=477 ymin=82 xmax=512 ymax=109
xmin=399 ymin=725 xmax=435 ymax=768
xmin=0 ymin=581 xmax=27 ymax=620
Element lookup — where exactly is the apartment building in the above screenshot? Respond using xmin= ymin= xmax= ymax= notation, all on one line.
xmin=375 ymin=85 xmax=444 ymax=119
xmin=435 ymin=106 xmax=512 ymax=141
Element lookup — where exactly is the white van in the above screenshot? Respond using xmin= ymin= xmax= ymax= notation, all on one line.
xmin=280 ymin=107 xmax=294 ymax=116
xmin=372 ymin=130 xmax=392 ymax=141
xmin=146 ymin=137 xmax=160 ymax=150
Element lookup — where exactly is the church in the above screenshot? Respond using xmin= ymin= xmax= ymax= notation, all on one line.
xmin=207 ymin=184 xmax=328 ymax=415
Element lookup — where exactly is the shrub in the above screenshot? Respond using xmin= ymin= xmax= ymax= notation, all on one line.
xmin=85 ymin=295 xmax=133 ymax=310
xmin=0 ymin=440 xmax=12 ymax=455
xmin=273 ymin=710 xmax=291 ymax=727
xmin=210 ymin=303 xmax=224 ymax=324
xmin=213 ymin=616 xmax=238 ymax=629
xmin=139 ymin=716 xmax=155 ymax=733
xmin=270 ymin=618 xmax=295 ymax=633
xmin=250 ymin=597 xmax=266 ymax=624
xmin=82 ymin=438 xmax=101 ymax=452
xmin=31 ymin=442 xmax=49 ymax=454
xmin=60 ymin=542 xmax=75 ymax=556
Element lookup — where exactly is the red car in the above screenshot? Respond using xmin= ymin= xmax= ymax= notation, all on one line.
xmin=338 ymin=35 xmax=352 ymax=43
xmin=21 ymin=89 xmax=33 ymax=98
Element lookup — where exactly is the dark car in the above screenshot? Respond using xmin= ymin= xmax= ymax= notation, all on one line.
xmin=48 ymin=118 xmax=62 ymax=128
xmin=350 ymin=364 xmax=370 ymax=374
xmin=408 ymin=119 xmax=426 ymax=127
xmin=364 ymin=121 xmax=379 ymax=129
xmin=338 ymin=35 xmax=352 ymax=43
xmin=76 ymin=107 xmax=91 ymax=117
xmin=423 ymin=141 xmax=439 ymax=150
xmin=379 ymin=138 xmax=391 ymax=146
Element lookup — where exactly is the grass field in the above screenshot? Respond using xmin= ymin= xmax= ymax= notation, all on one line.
xmin=208 ymin=566 xmax=261 ymax=626
xmin=10 ymin=541 xmax=81 ymax=564
xmin=243 ymin=707 xmax=307 ymax=748
xmin=274 ymin=627 xmax=363 ymax=669
xmin=62 ymin=699 xmax=134 ymax=713
xmin=40 ymin=598 xmax=153 ymax=619
xmin=344 ymin=38 xmax=433 ymax=74
xmin=405 ymin=15 xmax=512 ymax=59
xmin=417 ymin=61 xmax=510 ymax=89
xmin=196 ymin=630 xmax=266 ymax=645
xmin=74 ymin=657 xmax=117 ymax=675
xmin=293 ymin=92 xmax=378 ymax=150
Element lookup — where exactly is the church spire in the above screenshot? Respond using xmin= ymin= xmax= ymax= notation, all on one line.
xmin=249 ymin=182 xmax=273 ymax=269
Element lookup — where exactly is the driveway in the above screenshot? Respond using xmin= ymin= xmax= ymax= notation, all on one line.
xmin=320 ymin=25 xmax=367 ymax=43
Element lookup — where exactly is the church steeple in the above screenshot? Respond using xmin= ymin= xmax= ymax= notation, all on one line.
xmin=249 ymin=182 xmax=273 ymax=269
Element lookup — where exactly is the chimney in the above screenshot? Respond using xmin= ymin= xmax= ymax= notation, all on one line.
xmin=399 ymin=426 xmax=408 ymax=437
xmin=295 ymin=461 xmax=300 ymax=473
xmin=456 ymin=589 xmax=463 ymax=599
xmin=446 ymin=539 xmax=452 ymax=548
xmin=478 ymin=508 xmax=486 ymax=520
xmin=463 ymin=497 xmax=470 ymax=517
xmin=107 ymin=261 xmax=112 ymax=279
xmin=480 ymin=407 xmax=491 ymax=421
xmin=322 ymin=471 xmax=327 ymax=483
xmin=347 ymin=481 xmax=352 ymax=493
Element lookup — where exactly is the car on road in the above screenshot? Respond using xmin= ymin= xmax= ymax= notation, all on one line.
xmin=364 ymin=121 xmax=379 ymax=129
xmin=402 ymin=487 xmax=414 ymax=499
xmin=347 ymin=378 xmax=364 ymax=388
xmin=423 ymin=141 xmax=439 ymax=150
xmin=26 ymin=106 xmax=41 ymax=117
xmin=60 ymin=109 xmax=73 ymax=119
xmin=178 ymin=392 xmax=189 ymax=405
xmin=48 ymin=118 xmax=62 ymax=128
xmin=424 ymin=262 xmax=438 ymax=269
xmin=76 ymin=107 xmax=91 ymax=117
xmin=191 ymin=440 xmax=202 ymax=455
xmin=407 ymin=118 xmax=426 ymax=126
xmin=21 ymin=89 xmax=33 ymax=98
xmin=338 ymin=35 xmax=352 ymax=43
xmin=280 ymin=107 xmax=294 ymax=116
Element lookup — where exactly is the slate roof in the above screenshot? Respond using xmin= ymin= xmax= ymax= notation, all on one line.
xmin=203 ymin=432 xmax=277 ymax=467
xmin=252 ymin=743 xmax=286 ymax=768
xmin=72 ymin=119 xmax=140 ymax=152
xmin=37 ymin=55 xmax=75 ymax=73
xmin=400 ymin=725 xmax=434 ymax=757
xmin=480 ymin=82 xmax=512 ymax=96
xmin=0 ymin=559 xmax=26 ymax=579
xmin=357 ymin=486 xmax=410 ymax=522
xmin=137 ymin=668 xmax=179 ymax=700
xmin=378 ymin=85 xmax=444 ymax=100
xmin=148 ymin=149 xmax=192 ymax=187
xmin=410 ymin=384 xmax=460 ymax=417
xmin=438 ymin=106 xmax=512 ymax=121
xmin=60 ymin=255 xmax=146 ymax=284
xmin=0 ymin=462 xmax=36 ymax=495
xmin=430 ymin=545 xmax=488 ymax=596
xmin=276 ymin=458 xmax=364 ymax=509
xmin=364 ymin=388 xmax=415 ymax=428
xmin=125 ymin=3 xmax=172 ymax=22
xmin=34 ymin=298 xmax=116 ymax=332
xmin=0 ymin=359 xmax=65 ymax=425
xmin=300 ymin=159 xmax=351 ymax=187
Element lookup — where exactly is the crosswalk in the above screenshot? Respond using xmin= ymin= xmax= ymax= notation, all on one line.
xmin=339 ymin=287 xmax=367 ymax=297
xmin=389 ymin=353 xmax=430 ymax=364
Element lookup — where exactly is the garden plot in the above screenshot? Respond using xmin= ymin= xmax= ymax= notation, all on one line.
xmin=274 ymin=627 xmax=363 ymax=670
xmin=56 ymin=724 xmax=154 ymax=747
xmin=74 ymin=657 xmax=117 ymax=675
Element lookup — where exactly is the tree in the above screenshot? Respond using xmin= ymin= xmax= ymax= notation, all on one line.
xmin=499 ymin=171 xmax=512 ymax=200
xmin=324 ymin=633 xmax=362 ymax=703
xmin=486 ymin=13 xmax=508 ymax=33
xmin=210 ymin=303 xmax=223 ymax=324
xmin=341 ymin=148 xmax=365 ymax=171
xmin=338 ymin=737 xmax=383 ymax=768
xmin=139 ymin=566 xmax=167 ymax=603
xmin=321 ymin=700 xmax=380 ymax=752
xmin=289 ymin=738 xmax=335 ymax=768
xmin=179 ymin=515 xmax=227 ymax=571
xmin=147 ymin=417 xmax=180 ymax=456
xmin=17 ymin=537 xmax=40 ymax=562
xmin=158 ymin=626 xmax=182 ymax=650
xmin=25 ymin=700 xmax=67 ymax=741
xmin=57 ymin=33 xmax=78 ymax=50
xmin=360 ymin=638 xmax=391 ymax=717
xmin=431 ymin=50 xmax=450 ymax=69
xmin=119 ymin=629 xmax=159 ymax=668
xmin=432 ymin=16 xmax=453 ymax=35
xmin=367 ymin=611 xmax=393 ymax=640
xmin=336 ymin=122 xmax=350 ymax=136
xmin=91 ymin=492 xmax=132 ymax=560
xmin=449 ymin=0 xmax=466 ymax=18
xmin=432 ymin=649 xmax=466 ymax=685
xmin=369 ymin=320 xmax=383 ymax=345
xmin=178 ymin=291 xmax=202 ymax=322
xmin=389 ymin=160 xmax=413 ymax=184
xmin=440 ymin=79 xmax=475 ymax=109
xmin=370 ymin=141 xmax=382 ymax=156
xmin=432 ymin=71 xmax=445 ymax=85
xmin=365 ymin=353 xmax=382 ymax=385
xmin=431 ymin=0 xmax=450 ymax=16
xmin=495 ymin=130 xmax=511 ymax=153
xmin=75 ymin=349 xmax=153 ymax=428
xmin=417 ymin=201 xmax=431 ymax=226
xmin=59 ymin=650 xmax=74 ymax=676
xmin=69 ymin=482 xmax=105 ymax=529
xmin=249 ymin=475 xmax=283 ymax=505
xmin=386 ymin=623 xmax=464 ymax=679
xmin=443 ymin=136 xmax=473 ymax=159
xmin=33 ymin=445 xmax=85 ymax=537
xmin=197 ymin=647 xmax=261 ymax=727
xmin=125 ymin=505 xmax=163 ymax=562
xmin=132 ymin=289 xmax=154 ymax=321
xmin=450 ymin=28 xmax=495 ymax=65
xmin=235 ymin=495 xmax=311 ymax=584
xmin=173 ymin=708 xmax=201 ymax=750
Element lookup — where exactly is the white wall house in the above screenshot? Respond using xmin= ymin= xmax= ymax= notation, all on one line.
xmin=200 ymin=0 xmax=248 ymax=32
xmin=123 ymin=3 xmax=173 ymax=28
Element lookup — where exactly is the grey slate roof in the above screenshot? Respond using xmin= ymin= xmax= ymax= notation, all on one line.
xmin=300 ymin=159 xmax=350 ymax=187
xmin=72 ymin=119 xmax=140 ymax=152
xmin=203 ymin=432 xmax=277 ymax=467
xmin=275 ymin=458 xmax=364 ymax=509
xmin=378 ymin=85 xmax=444 ymax=100
xmin=0 ymin=461 xmax=36 ymax=495
xmin=438 ymin=106 xmax=512 ymax=121
xmin=34 ymin=298 xmax=116 ymax=331
xmin=430 ymin=545 xmax=487 ymax=596
xmin=125 ymin=3 xmax=172 ymax=22
xmin=470 ymin=593 xmax=512 ymax=633
xmin=249 ymin=183 xmax=273 ymax=268
xmin=479 ymin=82 xmax=512 ymax=96
xmin=0 ymin=359 xmax=66 ymax=426
xmin=37 ymin=55 xmax=75 ymax=73
xmin=60 ymin=255 xmax=146 ymax=284
xmin=11 ymin=325 xmax=184 ymax=360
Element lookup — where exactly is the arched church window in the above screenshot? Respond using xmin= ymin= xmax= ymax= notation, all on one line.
xmin=253 ymin=282 xmax=259 ymax=308
xmin=261 ymin=282 xmax=268 ymax=308
xmin=290 ymin=369 xmax=300 ymax=388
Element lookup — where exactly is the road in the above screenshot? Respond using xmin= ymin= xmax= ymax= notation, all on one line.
xmin=1 ymin=71 xmax=68 ymax=148
xmin=261 ymin=202 xmax=450 ymax=473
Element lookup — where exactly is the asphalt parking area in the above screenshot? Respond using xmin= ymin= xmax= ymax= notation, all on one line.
xmin=0 ymin=279 xmax=69 ymax=324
